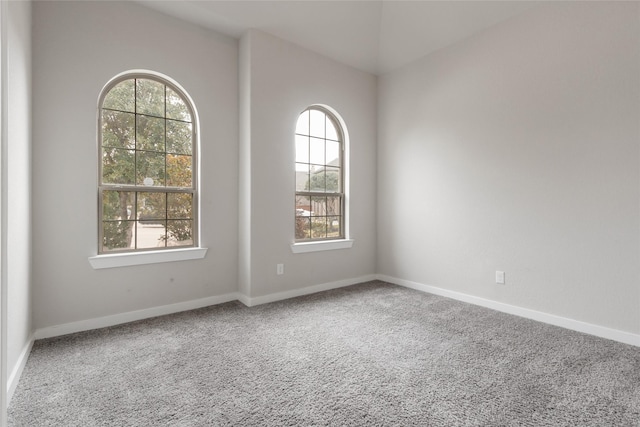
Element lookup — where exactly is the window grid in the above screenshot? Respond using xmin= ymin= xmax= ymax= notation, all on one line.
xmin=295 ymin=107 xmax=345 ymax=242
xmin=98 ymin=74 xmax=197 ymax=254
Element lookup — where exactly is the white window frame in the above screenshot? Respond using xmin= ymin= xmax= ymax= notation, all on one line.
xmin=89 ymin=70 xmax=206 ymax=268
xmin=291 ymin=105 xmax=353 ymax=253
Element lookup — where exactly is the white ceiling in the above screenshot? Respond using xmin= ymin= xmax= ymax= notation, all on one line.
xmin=137 ymin=0 xmax=537 ymax=75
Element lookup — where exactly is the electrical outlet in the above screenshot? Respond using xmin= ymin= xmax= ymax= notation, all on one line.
xmin=277 ymin=264 xmax=284 ymax=275
xmin=496 ymin=271 xmax=505 ymax=284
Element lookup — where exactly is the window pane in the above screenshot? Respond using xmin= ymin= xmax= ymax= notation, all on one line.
xmin=311 ymin=217 xmax=327 ymax=239
xmin=326 ymin=118 xmax=340 ymax=141
xmin=295 ymin=135 xmax=309 ymax=163
xmin=295 ymin=164 xmax=310 ymax=191
xmin=137 ymin=192 xmax=166 ymax=222
xmin=326 ymin=140 xmax=340 ymax=166
xmin=166 ymin=87 xmax=191 ymax=122
xmin=103 ymin=80 xmax=134 ymax=112
xmin=102 ymin=110 xmax=134 ymax=149
xmin=136 ymin=220 xmax=166 ymax=249
xmin=311 ymin=196 xmax=326 ymax=216
xmin=327 ymin=196 xmax=341 ymax=216
xmin=295 ymin=195 xmax=312 ymax=239
xmin=136 ymin=151 xmax=165 ymax=187
xmin=310 ymin=168 xmax=325 ymax=192
xmin=327 ymin=216 xmax=341 ymax=238
xmin=136 ymin=115 xmax=165 ymax=152
xmin=102 ymin=220 xmax=135 ymax=251
xmin=136 ymin=79 xmax=164 ymax=117
xmin=102 ymin=148 xmax=135 ymax=185
xmin=296 ymin=195 xmax=311 ymax=216
xmin=166 ymin=154 xmax=192 ymax=187
xmin=168 ymin=193 xmax=192 ymax=219
xmin=309 ymin=137 xmax=324 ymax=165
xmin=166 ymin=120 xmax=192 ymax=155
xmin=326 ymin=167 xmax=340 ymax=193
xmin=166 ymin=220 xmax=193 ymax=246
xmin=103 ymin=190 xmax=134 ymax=221
xmin=295 ymin=216 xmax=311 ymax=240
xmin=309 ymin=109 xmax=325 ymax=138
xmin=296 ymin=110 xmax=309 ymax=135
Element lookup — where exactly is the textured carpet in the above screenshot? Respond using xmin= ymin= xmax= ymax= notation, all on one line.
xmin=8 ymin=281 xmax=640 ymax=426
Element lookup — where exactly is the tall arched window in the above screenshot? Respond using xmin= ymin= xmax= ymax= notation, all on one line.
xmin=295 ymin=106 xmax=345 ymax=241
xmin=98 ymin=72 xmax=197 ymax=253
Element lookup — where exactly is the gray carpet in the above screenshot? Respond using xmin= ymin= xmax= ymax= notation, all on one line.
xmin=8 ymin=281 xmax=640 ymax=426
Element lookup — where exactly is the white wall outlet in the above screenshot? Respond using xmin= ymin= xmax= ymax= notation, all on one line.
xmin=496 ymin=271 xmax=505 ymax=284
xmin=277 ymin=264 xmax=284 ymax=275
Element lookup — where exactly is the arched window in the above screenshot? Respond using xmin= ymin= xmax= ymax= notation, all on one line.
xmin=98 ymin=72 xmax=197 ymax=253
xmin=295 ymin=106 xmax=345 ymax=241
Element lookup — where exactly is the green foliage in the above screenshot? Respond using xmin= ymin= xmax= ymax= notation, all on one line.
xmin=311 ymin=218 xmax=327 ymax=239
xmin=136 ymin=79 xmax=164 ymax=116
xmin=137 ymin=192 xmax=166 ymax=221
xmin=102 ymin=109 xmax=135 ymax=186
xmin=136 ymin=115 xmax=165 ymax=151
xmin=136 ymin=151 xmax=165 ymax=186
xmin=102 ymin=191 xmax=134 ymax=250
xmin=163 ymin=193 xmax=194 ymax=244
xmin=295 ymin=217 xmax=339 ymax=240
xmin=166 ymin=120 xmax=192 ymax=155
xmin=166 ymin=154 xmax=192 ymax=187
xmin=103 ymin=220 xmax=133 ymax=250
xmin=305 ymin=169 xmax=339 ymax=193
xmin=168 ymin=193 xmax=192 ymax=218
xmin=295 ymin=216 xmax=308 ymax=239
xmin=103 ymin=80 xmax=134 ymax=112
xmin=166 ymin=87 xmax=191 ymax=122
xmin=165 ymin=220 xmax=192 ymax=243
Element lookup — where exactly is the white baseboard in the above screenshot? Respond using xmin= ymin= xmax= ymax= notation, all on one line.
xmin=378 ymin=274 xmax=640 ymax=348
xmin=7 ymin=335 xmax=34 ymax=405
xmin=236 ymin=292 xmax=251 ymax=307
xmin=238 ymin=274 xmax=378 ymax=307
xmin=33 ymin=275 xmax=379 ymax=339
xmin=34 ymin=293 xmax=240 ymax=340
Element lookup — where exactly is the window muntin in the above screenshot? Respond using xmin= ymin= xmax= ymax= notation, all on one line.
xmin=295 ymin=107 xmax=344 ymax=241
xmin=98 ymin=74 xmax=197 ymax=254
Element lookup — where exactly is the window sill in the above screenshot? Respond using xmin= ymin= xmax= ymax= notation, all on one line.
xmin=88 ymin=247 xmax=208 ymax=270
xmin=290 ymin=239 xmax=354 ymax=254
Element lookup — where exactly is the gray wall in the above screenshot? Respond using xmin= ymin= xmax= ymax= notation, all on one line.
xmin=32 ymin=1 xmax=239 ymax=329
xmin=5 ymin=0 xmax=32 ymax=399
xmin=377 ymin=2 xmax=640 ymax=334
xmin=239 ymin=30 xmax=377 ymax=299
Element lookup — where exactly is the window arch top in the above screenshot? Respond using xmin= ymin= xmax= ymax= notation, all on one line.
xmin=103 ymin=78 xmax=192 ymax=123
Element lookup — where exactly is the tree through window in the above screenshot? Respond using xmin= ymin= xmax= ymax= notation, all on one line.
xmin=295 ymin=106 xmax=345 ymax=241
xmin=98 ymin=73 xmax=197 ymax=253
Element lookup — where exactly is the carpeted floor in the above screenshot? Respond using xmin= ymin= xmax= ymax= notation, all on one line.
xmin=8 ymin=281 xmax=640 ymax=426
